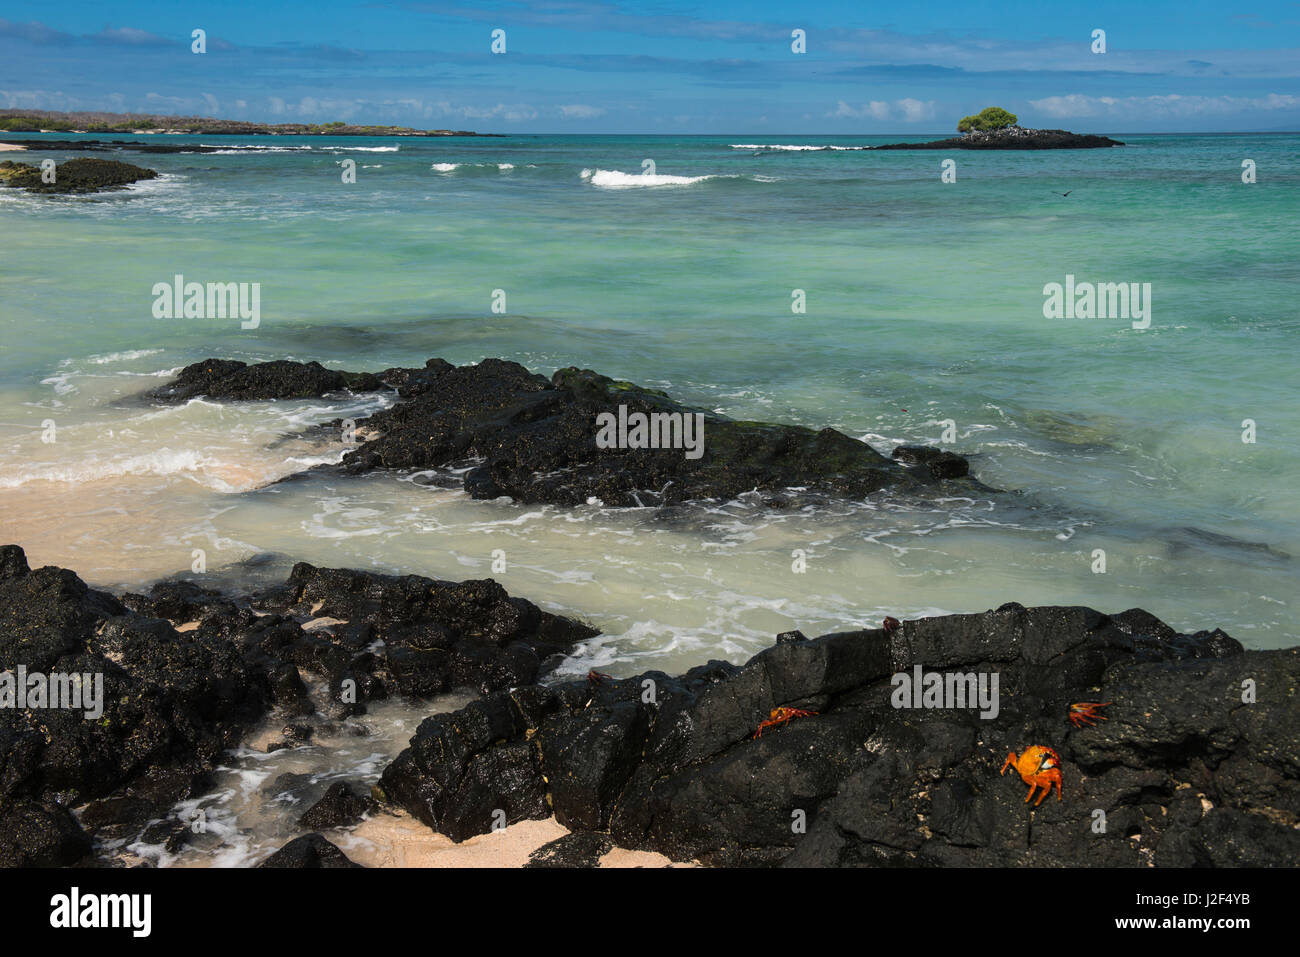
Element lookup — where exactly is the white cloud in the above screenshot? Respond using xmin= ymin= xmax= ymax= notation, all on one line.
xmin=143 ymin=92 xmax=195 ymax=110
xmin=831 ymin=98 xmax=934 ymax=122
xmin=897 ymin=98 xmax=935 ymax=122
xmin=94 ymin=26 xmax=173 ymax=47
xmin=1030 ymin=93 xmax=1300 ymax=119
xmin=0 ymin=88 xmax=76 ymax=110
xmin=559 ymin=104 xmax=606 ymax=118
xmin=432 ymin=101 xmax=538 ymax=122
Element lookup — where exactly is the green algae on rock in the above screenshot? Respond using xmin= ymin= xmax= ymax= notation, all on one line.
xmin=0 ymin=156 xmax=158 ymax=194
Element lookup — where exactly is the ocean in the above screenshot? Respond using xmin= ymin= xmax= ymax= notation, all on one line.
xmin=1 ymin=130 xmax=1296 ymax=676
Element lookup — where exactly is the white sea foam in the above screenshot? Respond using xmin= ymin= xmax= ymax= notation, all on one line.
xmin=83 ymin=349 xmax=165 ymax=365
xmin=0 ymin=448 xmax=215 ymax=489
xmin=201 ymin=145 xmax=314 ymax=154
xmin=432 ymin=162 xmax=522 ymax=173
xmin=730 ymin=143 xmax=867 ymax=151
xmin=39 ymin=373 xmax=76 ymax=395
xmin=580 ymin=167 xmax=717 ymax=188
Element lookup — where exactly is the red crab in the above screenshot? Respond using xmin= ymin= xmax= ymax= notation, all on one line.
xmin=882 ymin=616 xmax=901 ymax=635
xmin=1001 ymin=745 xmax=1062 ymax=806
xmin=1068 ymin=701 xmax=1111 ymax=728
xmin=586 ymin=670 xmax=613 ymax=683
xmin=752 ymin=706 xmax=817 ymax=739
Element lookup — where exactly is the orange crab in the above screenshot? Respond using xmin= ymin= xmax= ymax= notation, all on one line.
xmin=1001 ymin=745 xmax=1062 ymax=806
xmin=752 ymin=706 xmax=817 ymax=739
xmin=1068 ymin=701 xmax=1111 ymax=728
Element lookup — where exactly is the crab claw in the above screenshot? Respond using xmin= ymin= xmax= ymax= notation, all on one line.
xmin=1068 ymin=701 xmax=1111 ymax=728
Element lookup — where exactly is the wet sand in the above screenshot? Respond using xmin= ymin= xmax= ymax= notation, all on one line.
xmin=338 ymin=810 xmax=686 ymax=868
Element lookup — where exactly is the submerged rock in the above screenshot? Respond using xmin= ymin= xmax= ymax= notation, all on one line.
xmin=146 ymin=356 xmax=983 ymax=508
xmin=0 ymin=157 xmax=158 ymax=193
xmin=891 ymin=445 xmax=969 ymax=479
xmin=379 ymin=603 xmax=1299 ymax=867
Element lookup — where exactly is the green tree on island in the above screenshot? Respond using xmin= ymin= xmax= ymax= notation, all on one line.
xmin=957 ymin=106 xmax=1018 ymax=133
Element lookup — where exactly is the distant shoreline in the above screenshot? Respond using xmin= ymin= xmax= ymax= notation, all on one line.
xmin=0 ymin=137 xmax=488 ymax=156
xmin=0 ymin=108 xmax=494 ymax=138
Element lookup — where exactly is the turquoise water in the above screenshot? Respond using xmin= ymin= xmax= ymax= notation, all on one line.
xmin=1 ymin=132 xmax=1296 ymax=658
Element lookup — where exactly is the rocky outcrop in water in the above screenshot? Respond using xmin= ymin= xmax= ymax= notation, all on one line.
xmin=0 ymin=157 xmax=158 ymax=193
xmin=0 ymin=546 xmax=595 ymax=866
xmin=148 ymin=359 xmax=388 ymax=402
xmin=377 ymin=604 xmax=1299 ymax=866
xmin=873 ymin=126 xmax=1123 ymax=150
xmin=299 ymin=782 xmax=376 ymax=830
xmin=257 ymin=833 xmax=360 ymax=868
xmin=147 ymin=356 xmax=982 ymax=508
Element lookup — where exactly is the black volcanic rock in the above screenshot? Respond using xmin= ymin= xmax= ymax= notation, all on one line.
xmin=347 ymin=361 xmax=982 ymax=507
xmin=0 ymin=545 xmax=597 ymax=862
xmin=525 ymin=831 xmax=614 ymax=868
xmin=0 ymin=798 xmax=93 ymax=867
xmin=250 ymin=561 xmax=598 ymax=700
xmin=146 ymin=357 xmax=983 ymax=508
xmin=0 ymin=545 xmax=268 ymax=822
xmin=257 ymin=833 xmax=361 ymax=868
xmin=873 ymin=126 xmax=1123 ymax=150
xmin=377 ymin=603 xmax=1300 ymax=867
xmin=0 ymin=157 xmax=158 ymax=193
xmin=892 ymin=445 xmax=970 ymax=479
xmin=148 ymin=358 xmax=387 ymax=402
xmin=299 ymin=781 xmax=377 ymax=830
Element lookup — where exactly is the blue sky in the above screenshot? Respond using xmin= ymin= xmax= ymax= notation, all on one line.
xmin=2 ymin=0 xmax=1299 ymax=132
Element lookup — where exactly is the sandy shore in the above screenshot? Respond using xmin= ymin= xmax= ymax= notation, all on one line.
xmin=337 ymin=809 xmax=687 ymax=868
xmin=0 ymin=144 xmax=27 ymax=152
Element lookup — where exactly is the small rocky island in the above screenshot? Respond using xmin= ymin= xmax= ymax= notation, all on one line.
xmin=0 ymin=157 xmax=158 ymax=194
xmin=873 ymin=106 xmax=1123 ymax=150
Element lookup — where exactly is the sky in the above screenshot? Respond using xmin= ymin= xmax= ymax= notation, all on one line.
xmin=2 ymin=0 xmax=1299 ymax=133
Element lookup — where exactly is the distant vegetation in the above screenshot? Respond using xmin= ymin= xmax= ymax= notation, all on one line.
xmin=0 ymin=109 xmax=479 ymax=137
xmin=957 ymin=107 xmax=1019 ymax=133
xmin=1 ymin=116 xmax=79 ymax=132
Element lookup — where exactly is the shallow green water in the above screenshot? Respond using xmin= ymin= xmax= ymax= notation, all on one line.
xmin=1 ymin=132 xmax=1296 ymax=656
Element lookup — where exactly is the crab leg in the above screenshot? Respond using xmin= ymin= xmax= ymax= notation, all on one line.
xmin=1068 ymin=701 xmax=1112 ymax=728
